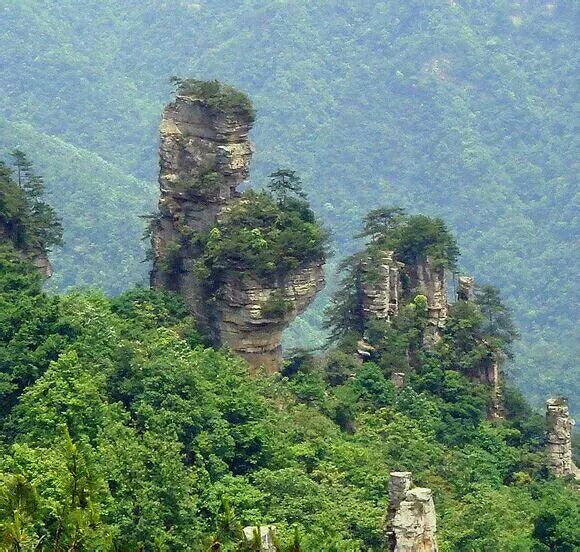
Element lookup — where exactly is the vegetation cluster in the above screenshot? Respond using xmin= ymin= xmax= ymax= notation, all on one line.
xmin=170 ymin=78 xmax=256 ymax=123
xmin=193 ymin=171 xmax=329 ymax=285
xmin=0 ymin=179 xmax=577 ymax=550
xmin=0 ymin=151 xmax=62 ymax=254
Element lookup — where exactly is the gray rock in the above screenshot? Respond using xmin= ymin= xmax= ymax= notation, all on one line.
xmin=546 ymin=397 xmax=579 ymax=478
xmin=242 ymin=526 xmax=277 ymax=551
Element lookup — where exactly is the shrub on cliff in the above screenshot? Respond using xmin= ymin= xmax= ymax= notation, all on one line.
xmin=196 ymin=183 xmax=329 ymax=283
xmin=0 ymin=152 xmax=63 ymax=253
xmin=170 ymin=77 xmax=256 ymax=122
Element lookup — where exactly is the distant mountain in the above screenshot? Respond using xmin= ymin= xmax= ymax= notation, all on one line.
xmin=0 ymin=0 xmax=577 ymax=411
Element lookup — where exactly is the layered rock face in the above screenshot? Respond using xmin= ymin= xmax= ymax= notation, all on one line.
xmin=386 ymin=472 xmax=438 ymax=552
xmin=215 ymin=263 xmax=324 ymax=372
xmin=546 ymin=398 xmax=579 ymax=478
xmin=359 ymin=250 xmax=403 ymax=322
xmin=151 ymin=88 xmax=324 ymax=371
xmin=457 ymin=275 xmax=475 ymax=302
xmin=407 ymin=257 xmax=448 ymax=346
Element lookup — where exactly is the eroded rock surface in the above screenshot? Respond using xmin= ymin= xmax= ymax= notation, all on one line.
xmin=151 ymin=88 xmax=324 ymax=371
xmin=242 ymin=526 xmax=277 ymax=551
xmin=546 ymin=398 xmax=579 ymax=478
xmin=407 ymin=257 xmax=448 ymax=346
xmin=360 ymin=250 xmax=403 ymax=322
xmin=386 ymin=472 xmax=438 ymax=552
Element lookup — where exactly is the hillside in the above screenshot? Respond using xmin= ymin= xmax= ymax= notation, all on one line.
xmin=0 ymin=0 xmax=577 ymax=411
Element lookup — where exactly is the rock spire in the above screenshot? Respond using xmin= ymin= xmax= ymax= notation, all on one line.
xmin=385 ymin=472 xmax=438 ymax=552
xmin=546 ymin=397 xmax=579 ymax=478
xmin=150 ymin=82 xmax=324 ymax=371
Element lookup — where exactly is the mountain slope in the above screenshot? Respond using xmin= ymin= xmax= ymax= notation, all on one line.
xmin=0 ymin=0 xmax=577 ymax=410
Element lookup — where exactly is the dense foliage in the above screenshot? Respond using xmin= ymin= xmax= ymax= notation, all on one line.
xmin=0 ymin=1 xmax=577 ymax=411
xmin=171 ymin=77 xmax=256 ymax=122
xmin=0 ymin=240 xmax=578 ymax=550
xmin=0 ymin=152 xmax=62 ymax=253
xmin=194 ymin=173 xmax=328 ymax=284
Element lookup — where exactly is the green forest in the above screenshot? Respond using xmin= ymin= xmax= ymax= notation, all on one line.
xmin=0 ymin=2 xmax=578 ymax=549
xmin=0 ymin=154 xmax=578 ymax=550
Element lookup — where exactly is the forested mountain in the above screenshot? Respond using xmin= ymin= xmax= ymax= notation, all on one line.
xmin=0 ymin=0 xmax=577 ymax=411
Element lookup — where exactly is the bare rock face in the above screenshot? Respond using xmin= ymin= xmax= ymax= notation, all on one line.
xmin=457 ymin=275 xmax=475 ymax=301
xmin=215 ymin=263 xmax=325 ymax=373
xmin=30 ymin=250 xmax=53 ymax=279
xmin=407 ymin=257 xmax=448 ymax=346
xmin=243 ymin=526 xmax=277 ymax=551
xmin=359 ymin=250 xmax=403 ymax=322
xmin=546 ymin=398 xmax=579 ymax=478
xmin=386 ymin=472 xmax=438 ymax=552
xmin=151 ymin=87 xmax=324 ymax=371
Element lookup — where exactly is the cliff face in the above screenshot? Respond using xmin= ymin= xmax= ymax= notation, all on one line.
xmin=151 ymin=88 xmax=324 ymax=371
xmin=215 ymin=264 xmax=324 ymax=372
xmin=359 ymin=250 xmax=403 ymax=322
xmin=546 ymin=398 xmax=579 ymax=478
xmin=406 ymin=257 xmax=448 ymax=346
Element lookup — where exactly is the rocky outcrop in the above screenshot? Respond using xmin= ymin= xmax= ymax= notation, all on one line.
xmin=407 ymin=257 xmax=448 ymax=346
xmin=457 ymin=276 xmax=475 ymax=302
xmin=0 ymin=223 xmax=53 ymax=279
xmin=150 ymin=85 xmax=324 ymax=371
xmin=243 ymin=526 xmax=277 ymax=551
xmin=546 ymin=398 xmax=579 ymax=478
xmin=215 ymin=264 xmax=324 ymax=372
xmin=386 ymin=472 xmax=438 ymax=552
xmin=359 ymin=250 xmax=403 ymax=322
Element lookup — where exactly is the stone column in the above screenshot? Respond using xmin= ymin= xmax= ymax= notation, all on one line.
xmin=546 ymin=397 xmax=578 ymax=478
xmin=457 ymin=276 xmax=475 ymax=302
xmin=243 ymin=526 xmax=277 ymax=551
xmin=392 ymin=488 xmax=438 ymax=552
xmin=385 ymin=472 xmax=438 ymax=552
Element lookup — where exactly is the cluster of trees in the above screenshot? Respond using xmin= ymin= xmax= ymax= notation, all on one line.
xmin=170 ymin=78 xmax=256 ymax=122
xmin=0 ymin=151 xmax=62 ymax=254
xmin=195 ymin=171 xmax=329 ymax=284
xmin=0 ymin=191 xmax=578 ymax=549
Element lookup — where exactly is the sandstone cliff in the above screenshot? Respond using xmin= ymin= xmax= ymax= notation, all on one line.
xmin=150 ymin=82 xmax=324 ymax=371
xmin=406 ymin=256 xmax=448 ymax=346
xmin=359 ymin=250 xmax=403 ymax=322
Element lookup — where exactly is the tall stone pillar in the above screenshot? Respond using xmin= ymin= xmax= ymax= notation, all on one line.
xmin=546 ymin=398 xmax=578 ymax=478
xmin=385 ymin=472 xmax=438 ymax=552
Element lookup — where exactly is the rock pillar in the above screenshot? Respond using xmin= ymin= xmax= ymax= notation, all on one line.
xmin=546 ymin=398 xmax=578 ymax=478
xmin=386 ymin=472 xmax=438 ymax=552
xmin=243 ymin=526 xmax=277 ymax=551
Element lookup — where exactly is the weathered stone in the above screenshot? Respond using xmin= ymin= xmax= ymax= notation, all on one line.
xmin=242 ymin=526 xmax=277 ymax=551
xmin=457 ymin=275 xmax=475 ymax=302
xmin=546 ymin=398 xmax=579 ymax=478
xmin=386 ymin=472 xmax=438 ymax=552
xmin=150 ymin=88 xmax=324 ymax=371
xmin=406 ymin=257 xmax=448 ymax=346
xmin=215 ymin=264 xmax=324 ymax=373
xmin=392 ymin=488 xmax=438 ymax=552
xmin=391 ymin=372 xmax=406 ymax=390
xmin=359 ymin=250 xmax=403 ymax=322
